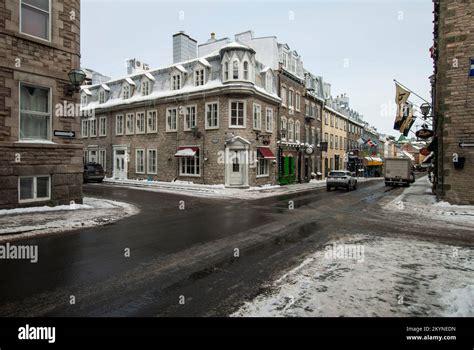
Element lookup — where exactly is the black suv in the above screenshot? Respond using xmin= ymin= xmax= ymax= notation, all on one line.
xmin=83 ymin=162 xmax=105 ymax=183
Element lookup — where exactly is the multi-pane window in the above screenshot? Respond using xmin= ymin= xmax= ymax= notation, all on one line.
xmin=243 ymin=61 xmax=249 ymax=80
xmin=89 ymin=118 xmax=97 ymax=137
xmin=257 ymin=155 xmax=269 ymax=177
xmin=266 ymin=73 xmax=273 ymax=92
xmin=281 ymin=117 xmax=287 ymax=141
xmin=147 ymin=149 xmax=157 ymax=174
xmin=147 ymin=110 xmax=157 ymax=133
xmin=324 ymin=112 xmax=329 ymax=125
xmin=230 ymin=101 xmax=245 ymax=127
xmin=232 ymin=61 xmax=239 ymax=79
xmin=330 ymin=134 xmax=334 ymax=149
xmin=295 ymin=92 xmax=301 ymax=111
xmin=288 ymin=89 xmax=294 ymax=109
xmin=99 ymin=90 xmax=106 ymax=104
xmin=294 ymin=121 xmax=300 ymax=142
xmin=20 ymin=0 xmax=50 ymax=41
xmin=99 ymin=116 xmax=107 ymax=136
xmin=185 ymin=105 xmax=197 ymax=130
xmin=136 ymin=112 xmax=146 ymax=134
xmin=19 ymin=175 xmax=50 ymax=203
xmin=180 ymin=152 xmax=200 ymax=176
xmin=312 ymin=128 xmax=317 ymax=145
xmin=288 ymin=119 xmax=294 ymax=141
xmin=135 ymin=149 xmax=145 ymax=174
xmin=324 ymin=132 xmax=328 ymax=143
xmin=19 ymin=83 xmax=50 ymax=141
xmin=126 ymin=113 xmax=135 ymax=134
xmin=206 ymin=102 xmax=219 ymax=129
xmin=81 ymin=119 xmax=89 ymax=138
xmin=195 ymin=69 xmax=205 ymax=86
xmin=224 ymin=62 xmax=229 ymax=81
xmin=142 ymin=80 xmax=150 ymax=96
xmin=266 ymin=108 xmax=273 ymax=133
xmin=282 ymin=52 xmax=288 ymax=68
xmin=253 ymin=104 xmax=261 ymax=130
xmin=166 ymin=108 xmax=177 ymax=132
xmin=281 ymin=86 xmax=287 ymax=106
xmin=340 ymin=136 xmax=343 ymax=150
xmin=172 ymin=74 xmax=181 ymax=90
xmin=122 ymin=84 xmax=130 ymax=99
xmin=81 ymin=93 xmax=88 ymax=107
xmin=116 ymin=115 xmax=124 ymax=135
xmin=98 ymin=149 xmax=106 ymax=169
xmin=305 ymin=126 xmax=310 ymax=144
xmin=305 ymin=101 xmax=310 ymax=116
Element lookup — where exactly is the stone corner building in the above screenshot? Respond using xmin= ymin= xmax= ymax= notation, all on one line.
xmin=432 ymin=0 xmax=474 ymax=204
xmin=0 ymin=0 xmax=83 ymax=209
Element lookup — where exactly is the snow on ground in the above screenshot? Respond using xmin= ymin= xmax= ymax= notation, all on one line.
xmin=0 ymin=197 xmax=139 ymax=242
xmin=102 ymin=177 xmax=382 ymax=200
xmin=384 ymin=176 xmax=474 ymax=227
xmin=232 ymin=235 xmax=474 ymax=317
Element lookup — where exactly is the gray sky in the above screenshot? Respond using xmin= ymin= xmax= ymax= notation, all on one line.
xmin=81 ymin=0 xmax=434 ymax=137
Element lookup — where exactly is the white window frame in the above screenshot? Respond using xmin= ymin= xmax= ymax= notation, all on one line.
xmin=265 ymin=108 xmax=273 ymax=133
xmin=281 ymin=86 xmax=287 ymax=107
xmin=19 ymin=82 xmax=52 ymax=142
xmin=147 ymin=110 xmax=158 ymax=134
xmin=98 ymin=149 xmax=106 ymax=170
xmin=266 ymin=72 xmax=273 ymax=93
xmin=19 ymin=0 xmax=51 ymax=42
xmin=223 ymin=62 xmax=229 ymax=81
xmin=229 ymin=100 xmax=246 ymax=128
xmin=194 ymin=68 xmax=205 ymax=86
xmin=141 ymin=79 xmax=150 ymax=96
xmin=172 ymin=74 xmax=182 ymax=90
xmin=281 ymin=116 xmax=287 ymax=141
xmin=135 ymin=111 xmax=146 ymax=134
xmin=135 ymin=149 xmax=145 ymax=174
xmin=122 ymin=83 xmax=130 ymax=99
xmin=147 ymin=149 xmax=157 ymax=175
xmin=18 ymin=175 xmax=51 ymax=203
xmin=89 ymin=118 xmax=97 ymax=137
xmin=179 ymin=152 xmax=201 ymax=177
xmin=288 ymin=88 xmax=294 ymax=109
xmin=184 ymin=105 xmax=197 ymax=131
xmin=98 ymin=90 xmax=106 ymax=104
xmin=166 ymin=107 xmax=178 ymax=132
xmin=98 ymin=116 xmax=107 ymax=137
xmin=295 ymin=121 xmax=300 ymax=142
xmin=288 ymin=119 xmax=294 ymax=142
xmin=257 ymin=156 xmax=269 ymax=178
xmin=81 ymin=119 xmax=89 ymax=138
xmin=81 ymin=93 xmax=88 ymax=107
xmin=126 ymin=113 xmax=135 ymax=135
xmin=253 ymin=103 xmax=262 ymax=130
xmin=295 ymin=92 xmax=301 ymax=111
xmin=243 ymin=61 xmax=249 ymax=80
xmin=115 ymin=114 xmax=124 ymax=135
xmin=232 ymin=60 xmax=239 ymax=80
xmin=205 ymin=101 xmax=219 ymax=130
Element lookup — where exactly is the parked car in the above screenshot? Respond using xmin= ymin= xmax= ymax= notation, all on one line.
xmin=327 ymin=170 xmax=358 ymax=191
xmin=83 ymin=162 xmax=105 ymax=183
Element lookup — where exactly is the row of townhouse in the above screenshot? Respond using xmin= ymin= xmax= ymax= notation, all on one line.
xmin=81 ymin=30 xmax=385 ymax=187
xmin=0 ymin=0 xmax=82 ymax=209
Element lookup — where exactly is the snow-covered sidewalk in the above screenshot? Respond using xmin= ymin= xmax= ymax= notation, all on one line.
xmin=232 ymin=234 xmax=474 ymax=317
xmin=384 ymin=176 xmax=474 ymax=227
xmin=0 ymin=197 xmax=139 ymax=242
xmin=101 ymin=177 xmax=383 ymax=200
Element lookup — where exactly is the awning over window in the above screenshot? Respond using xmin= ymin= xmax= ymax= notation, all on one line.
xmin=174 ymin=147 xmax=198 ymax=157
xmin=364 ymin=156 xmax=383 ymax=166
xmin=257 ymin=147 xmax=276 ymax=160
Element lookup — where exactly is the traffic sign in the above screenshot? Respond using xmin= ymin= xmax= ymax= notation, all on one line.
xmin=54 ymin=130 xmax=76 ymax=138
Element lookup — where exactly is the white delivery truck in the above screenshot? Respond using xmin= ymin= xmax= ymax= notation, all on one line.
xmin=384 ymin=158 xmax=413 ymax=187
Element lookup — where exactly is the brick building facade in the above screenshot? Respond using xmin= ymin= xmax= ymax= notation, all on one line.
xmin=0 ymin=0 xmax=83 ymax=209
xmin=432 ymin=0 xmax=474 ymax=204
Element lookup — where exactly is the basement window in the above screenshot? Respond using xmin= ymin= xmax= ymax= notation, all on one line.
xmin=18 ymin=175 xmax=50 ymax=203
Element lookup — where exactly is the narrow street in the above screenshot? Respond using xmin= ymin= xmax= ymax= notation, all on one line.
xmin=0 ymin=178 xmax=472 ymax=317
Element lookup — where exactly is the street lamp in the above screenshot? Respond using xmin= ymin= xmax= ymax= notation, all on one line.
xmin=420 ymin=103 xmax=431 ymax=118
xmin=64 ymin=69 xmax=87 ymax=96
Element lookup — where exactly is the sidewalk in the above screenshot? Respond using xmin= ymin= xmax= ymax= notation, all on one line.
xmin=384 ymin=176 xmax=474 ymax=228
xmin=102 ymin=177 xmax=383 ymax=200
xmin=0 ymin=197 xmax=139 ymax=242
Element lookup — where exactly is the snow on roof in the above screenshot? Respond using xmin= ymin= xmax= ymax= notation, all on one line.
xmin=174 ymin=65 xmax=187 ymax=74
xmin=220 ymin=41 xmax=254 ymax=52
xmin=81 ymin=88 xmax=92 ymax=96
xmin=125 ymin=77 xmax=136 ymax=86
xmin=101 ymin=84 xmax=110 ymax=91
xmin=260 ymin=67 xmax=271 ymax=74
xmin=144 ymin=72 xmax=155 ymax=81
xmin=198 ymin=58 xmax=212 ymax=68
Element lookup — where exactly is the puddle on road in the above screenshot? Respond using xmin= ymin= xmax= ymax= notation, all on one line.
xmin=232 ymin=235 xmax=474 ymax=317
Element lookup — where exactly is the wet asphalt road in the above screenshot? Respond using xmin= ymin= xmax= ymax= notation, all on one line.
xmin=0 ymin=178 xmax=471 ymax=316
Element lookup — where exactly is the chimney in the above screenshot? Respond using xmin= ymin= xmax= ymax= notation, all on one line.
xmin=172 ymin=31 xmax=197 ymax=63
xmin=211 ymin=32 xmax=216 ymax=40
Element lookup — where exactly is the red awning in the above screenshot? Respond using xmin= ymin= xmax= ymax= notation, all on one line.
xmin=174 ymin=146 xmax=198 ymax=157
xmin=257 ymin=147 xmax=276 ymax=160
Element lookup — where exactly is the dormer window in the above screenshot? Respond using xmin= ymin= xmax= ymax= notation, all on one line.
xmin=81 ymin=93 xmax=88 ymax=107
xmin=122 ymin=84 xmax=130 ymax=99
xmin=243 ymin=61 xmax=249 ymax=80
xmin=142 ymin=80 xmax=150 ymax=96
xmin=266 ymin=72 xmax=273 ymax=93
xmin=224 ymin=62 xmax=229 ymax=81
xmin=98 ymin=90 xmax=106 ymax=104
xmin=282 ymin=52 xmax=288 ymax=68
xmin=194 ymin=68 xmax=205 ymax=86
xmin=172 ymin=74 xmax=181 ymax=90
xmin=232 ymin=61 xmax=239 ymax=79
